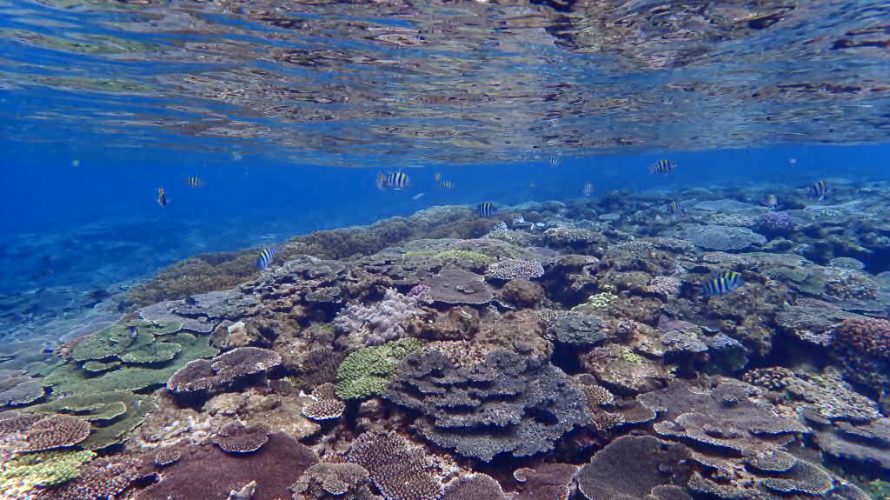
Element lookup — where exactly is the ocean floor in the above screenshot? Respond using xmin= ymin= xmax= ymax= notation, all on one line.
xmin=1 ymin=180 xmax=890 ymax=499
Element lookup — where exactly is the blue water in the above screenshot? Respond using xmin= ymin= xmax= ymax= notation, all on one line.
xmin=3 ymin=142 xmax=890 ymax=294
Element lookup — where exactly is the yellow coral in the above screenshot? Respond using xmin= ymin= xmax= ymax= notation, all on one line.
xmin=0 ymin=450 xmax=95 ymax=497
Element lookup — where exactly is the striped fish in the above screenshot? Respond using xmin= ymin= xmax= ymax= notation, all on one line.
xmin=764 ymin=194 xmax=778 ymax=210
xmin=476 ymin=201 xmax=497 ymax=217
xmin=650 ymin=159 xmax=678 ymax=174
xmin=702 ymin=271 xmax=743 ymax=297
xmin=668 ymin=200 xmax=683 ymax=215
xmin=256 ymin=246 xmax=278 ymax=271
xmin=438 ymin=180 xmax=455 ymax=189
xmin=548 ymin=155 xmax=561 ymax=168
xmin=582 ymin=182 xmax=594 ymax=197
xmin=376 ymin=170 xmax=410 ymax=191
xmin=809 ymin=180 xmax=828 ymax=201
xmin=185 ymin=175 xmax=204 ymax=188
xmin=156 ymin=187 xmax=169 ymax=208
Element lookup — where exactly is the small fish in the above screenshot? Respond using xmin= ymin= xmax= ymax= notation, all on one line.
xmin=650 ymin=159 xmax=678 ymax=174
xmin=548 ymin=155 xmax=561 ymax=168
xmin=156 ymin=187 xmax=169 ymax=207
xmin=438 ymin=180 xmax=455 ymax=189
xmin=376 ymin=170 xmax=410 ymax=191
xmin=702 ymin=271 xmax=744 ymax=297
xmin=808 ymin=180 xmax=828 ymax=201
xmin=412 ymin=192 xmax=425 ymax=200
xmin=764 ymin=194 xmax=779 ymax=210
xmin=476 ymin=201 xmax=497 ymax=217
xmin=185 ymin=175 xmax=204 ymax=188
xmin=232 ymin=151 xmax=242 ymax=161
xmin=256 ymin=246 xmax=278 ymax=271
xmin=128 ymin=325 xmax=138 ymax=339
xmin=582 ymin=182 xmax=594 ymax=197
xmin=71 ymin=159 xmax=80 ymax=168
xmin=434 ymin=172 xmax=442 ymax=183
xmin=787 ymin=158 xmax=798 ymax=166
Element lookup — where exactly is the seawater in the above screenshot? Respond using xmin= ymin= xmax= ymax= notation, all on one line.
xmin=1 ymin=0 xmax=889 ymax=499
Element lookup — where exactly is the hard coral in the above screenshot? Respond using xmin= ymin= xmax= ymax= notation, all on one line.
xmin=334 ymin=289 xmax=427 ymax=346
xmin=832 ymin=317 xmax=890 ymax=359
xmin=484 ymin=259 xmax=544 ymax=281
xmin=211 ymin=422 xmax=271 ymax=454
xmin=16 ymin=415 xmax=91 ymax=453
xmin=37 ymin=456 xmax=142 ymax=500
xmin=576 ymin=435 xmax=691 ymax=500
xmin=301 ymin=383 xmax=346 ymax=421
xmin=335 ymin=338 xmax=423 ymax=400
xmin=755 ymin=211 xmax=796 ymax=236
xmin=291 ymin=462 xmax=376 ymax=499
xmin=513 ymin=463 xmax=578 ymax=500
xmin=384 ymin=349 xmax=590 ymax=462
xmin=139 ymin=433 xmax=318 ymax=500
xmin=420 ymin=268 xmax=493 ymax=305
xmin=347 ymin=431 xmax=442 ymax=500
xmin=0 ymin=450 xmax=95 ymax=498
xmin=442 ymin=474 xmax=507 ymax=500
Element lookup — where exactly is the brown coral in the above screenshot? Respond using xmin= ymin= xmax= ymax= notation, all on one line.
xmin=347 ymin=431 xmax=442 ymax=500
xmin=211 ymin=422 xmax=271 ymax=454
xmin=832 ymin=317 xmax=890 ymax=359
xmin=17 ymin=415 xmax=91 ymax=453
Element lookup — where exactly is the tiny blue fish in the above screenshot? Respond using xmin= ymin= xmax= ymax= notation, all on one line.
xmin=809 ymin=180 xmax=828 ymax=201
xmin=650 ymin=159 xmax=678 ymax=175
xmin=256 ymin=246 xmax=278 ymax=271
xmin=476 ymin=201 xmax=497 ymax=217
xmin=128 ymin=325 xmax=138 ymax=339
xmin=702 ymin=271 xmax=743 ymax=297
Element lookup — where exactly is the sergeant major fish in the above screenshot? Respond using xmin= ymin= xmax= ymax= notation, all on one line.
xmin=702 ymin=271 xmax=744 ymax=297
xmin=376 ymin=170 xmax=410 ymax=191
xmin=256 ymin=246 xmax=278 ymax=271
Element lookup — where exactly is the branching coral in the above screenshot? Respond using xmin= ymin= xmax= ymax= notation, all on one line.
xmin=347 ymin=431 xmax=442 ymax=500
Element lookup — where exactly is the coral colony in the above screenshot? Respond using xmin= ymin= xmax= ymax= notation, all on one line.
xmin=4 ymin=184 xmax=890 ymax=499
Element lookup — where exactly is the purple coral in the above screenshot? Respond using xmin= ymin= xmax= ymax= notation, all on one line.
xmin=333 ymin=288 xmax=425 ymax=345
xmin=755 ymin=211 xmax=796 ymax=236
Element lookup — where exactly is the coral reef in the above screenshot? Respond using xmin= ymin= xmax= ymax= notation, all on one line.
xmin=7 ymin=184 xmax=890 ymax=499
xmin=384 ymin=348 xmax=590 ymax=461
xmin=335 ymin=338 xmax=422 ymax=400
xmin=347 ymin=431 xmax=442 ymax=500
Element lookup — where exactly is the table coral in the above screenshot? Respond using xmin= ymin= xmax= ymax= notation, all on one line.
xmin=383 ymin=348 xmax=590 ymax=461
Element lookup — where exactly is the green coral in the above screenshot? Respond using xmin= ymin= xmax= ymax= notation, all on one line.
xmin=48 ymin=333 xmax=217 ymax=397
xmin=119 ymin=340 xmax=182 ymax=364
xmin=0 ymin=450 xmax=95 ymax=497
xmin=82 ymin=360 xmax=121 ymax=374
xmin=620 ymin=349 xmax=643 ymax=364
xmin=72 ymin=324 xmax=134 ymax=362
xmin=27 ymin=392 xmax=157 ymax=450
xmin=335 ymin=338 xmax=423 ymax=400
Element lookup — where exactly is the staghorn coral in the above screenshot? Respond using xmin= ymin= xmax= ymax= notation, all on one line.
xmin=335 ymin=338 xmax=423 ymax=400
xmin=291 ymin=462 xmax=377 ymax=499
xmin=334 ymin=289 xmax=427 ymax=346
xmin=383 ymin=348 xmax=590 ymax=462
xmin=347 ymin=431 xmax=442 ymax=500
